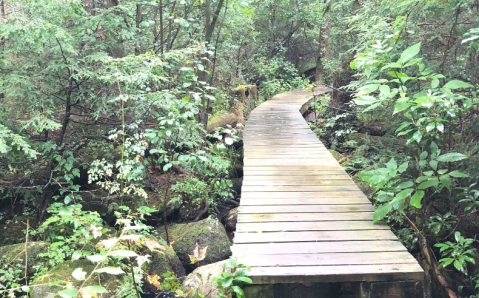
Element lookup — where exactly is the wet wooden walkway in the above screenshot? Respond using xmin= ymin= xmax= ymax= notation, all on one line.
xmin=231 ymin=89 xmax=423 ymax=284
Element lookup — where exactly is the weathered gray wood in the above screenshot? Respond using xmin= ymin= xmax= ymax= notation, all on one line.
xmin=231 ymin=89 xmax=423 ymax=286
xmin=247 ymin=264 xmax=424 ymax=284
xmin=234 ymin=230 xmax=398 ymax=243
xmin=237 ymin=212 xmax=375 ymax=222
xmin=235 ymin=221 xmax=389 ymax=232
xmin=232 ymin=241 xmax=408 ymax=255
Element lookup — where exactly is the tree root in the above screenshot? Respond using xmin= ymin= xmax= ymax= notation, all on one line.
xmin=404 ymin=215 xmax=458 ymax=298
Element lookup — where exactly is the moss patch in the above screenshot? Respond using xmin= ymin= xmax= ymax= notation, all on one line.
xmin=146 ymin=237 xmax=185 ymax=277
xmin=328 ymin=149 xmax=344 ymax=161
xmin=31 ymin=260 xmax=121 ymax=298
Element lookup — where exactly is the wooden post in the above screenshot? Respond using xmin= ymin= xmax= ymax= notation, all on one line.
xmin=354 ymin=281 xmax=424 ymax=298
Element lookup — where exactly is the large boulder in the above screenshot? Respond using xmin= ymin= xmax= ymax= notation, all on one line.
xmin=0 ymin=241 xmax=50 ymax=276
xmin=0 ymin=218 xmax=36 ymax=246
xmin=146 ymin=238 xmax=186 ymax=278
xmin=158 ymin=218 xmax=231 ymax=271
xmin=30 ymin=260 xmax=121 ymax=298
xmin=182 ymin=260 xmax=228 ymax=298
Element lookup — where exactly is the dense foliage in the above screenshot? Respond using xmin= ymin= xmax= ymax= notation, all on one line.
xmin=0 ymin=0 xmax=478 ymax=297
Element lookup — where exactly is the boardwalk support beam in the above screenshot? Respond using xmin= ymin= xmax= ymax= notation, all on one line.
xmin=354 ymin=281 xmax=424 ymax=298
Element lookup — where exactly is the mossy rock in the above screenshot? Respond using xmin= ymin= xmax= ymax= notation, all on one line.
xmin=328 ymin=149 xmax=344 ymax=161
xmin=0 ymin=241 xmax=50 ymax=277
xmin=158 ymin=218 xmax=231 ymax=271
xmin=30 ymin=260 xmax=121 ymax=298
xmin=352 ymin=175 xmax=374 ymax=198
xmin=181 ymin=260 xmax=228 ymax=298
xmin=146 ymin=237 xmax=186 ymax=278
xmin=206 ymin=113 xmax=237 ymax=133
xmin=0 ymin=218 xmax=36 ymax=246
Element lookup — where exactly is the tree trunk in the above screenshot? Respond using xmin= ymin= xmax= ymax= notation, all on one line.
xmin=197 ymin=0 xmax=225 ymax=131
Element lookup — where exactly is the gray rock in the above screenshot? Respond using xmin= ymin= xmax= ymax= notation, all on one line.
xmin=182 ymin=260 xmax=228 ymax=298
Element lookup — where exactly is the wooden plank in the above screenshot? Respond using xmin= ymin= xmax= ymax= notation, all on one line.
xmin=234 ymin=230 xmax=398 ymax=243
xmin=236 ymin=221 xmax=389 ymax=232
xmin=238 ymin=205 xmax=374 ymax=214
xmin=243 ymin=175 xmax=352 ymax=180
xmin=243 ymin=166 xmax=344 ymax=171
xmin=242 ymin=171 xmax=348 ymax=176
xmin=240 ymin=198 xmax=370 ymax=206
xmin=248 ymin=264 xmax=424 ymax=284
xmin=231 ymin=241 xmax=407 ymax=255
xmin=242 ymin=179 xmax=355 ymax=186
xmin=241 ymin=185 xmax=361 ymax=192
xmin=237 ymin=212 xmax=375 ymax=222
xmin=241 ymin=191 xmax=367 ymax=199
xmin=238 ymin=252 xmax=418 ymax=267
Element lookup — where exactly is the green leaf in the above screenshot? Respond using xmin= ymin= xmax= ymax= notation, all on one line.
xmin=221 ymin=276 xmax=233 ymax=288
xmin=109 ymin=250 xmax=138 ymax=257
xmin=412 ymin=130 xmax=423 ymax=143
xmin=359 ymin=84 xmax=380 ymax=94
xmin=440 ymin=175 xmax=452 ymax=191
xmin=443 ymin=80 xmax=474 ymax=89
xmin=373 ymin=203 xmax=393 ymax=223
xmin=410 ymin=191 xmax=425 ymax=208
xmin=82 ymin=286 xmax=108 ymax=294
xmin=436 ymin=153 xmax=468 ymax=162
xmin=386 ymin=158 xmax=397 ymax=170
xmin=399 ymin=42 xmax=421 ymax=64
xmin=418 ymin=177 xmax=439 ymax=190
xmin=396 ymin=181 xmax=414 ymax=189
xmin=394 ymin=97 xmax=411 ymax=114
xmin=163 ymin=163 xmax=172 ymax=172
xmin=354 ymin=95 xmax=376 ymax=105
xmin=449 ymin=170 xmax=469 ymax=178
xmin=232 ymin=286 xmax=245 ymax=298
xmin=95 ymin=267 xmax=125 ymax=275
xmin=395 ymin=188 xmax=414 ymax=201
xmin=397 ymin=162 xmax=409 ymax=173
xmin=453 ymin=260 xmax=463 ymax=272
xmin=58 ymin=288 xmax=78 ymax=298
xmin=235 ymin=277 xmax=253 ymax=284
xmin=431 ymin=78 xmax=439 ymax=89
xmin=72 ymin=268 xmax=86 ymax=281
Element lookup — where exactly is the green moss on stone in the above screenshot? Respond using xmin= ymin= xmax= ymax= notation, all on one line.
xmin=158 ymin=218 xmax=231 ymax=271
xmin=31 ymin=260 xmax=121 ymax=298
xmin=328 ymin=149 xmax=344 ymax=161
xmin=0 ymin=241 xmax=50 ymax=277
xmin=146 ymin=237 xmax=185 ymax=277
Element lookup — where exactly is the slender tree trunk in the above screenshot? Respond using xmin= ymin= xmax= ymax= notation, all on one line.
xmin=159 ymin=0 xmax=164 ymax=54
xmin=166 ymin=0 xmax=177 ymax=51
xmin=135 ymin=4 xmax=142 ymax=55
xmin=163 ymin=172 xmax=171 ymax=245
xmin=197 ymin=0 xmax=225 ymax=131
xmin=209 ymin=0 xmax=229 ymax=85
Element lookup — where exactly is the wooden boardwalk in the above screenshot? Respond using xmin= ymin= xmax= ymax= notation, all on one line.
xmin=231 ymin=89 xmax=424 ymax=285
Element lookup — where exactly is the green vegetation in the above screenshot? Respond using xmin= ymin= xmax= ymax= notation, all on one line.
xmin=0 ymin=0 xmax=478 ymax=297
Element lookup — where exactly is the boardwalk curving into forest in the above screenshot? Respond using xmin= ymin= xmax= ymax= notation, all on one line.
xmin=231 ymin=89 xmax=424 ymax=288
